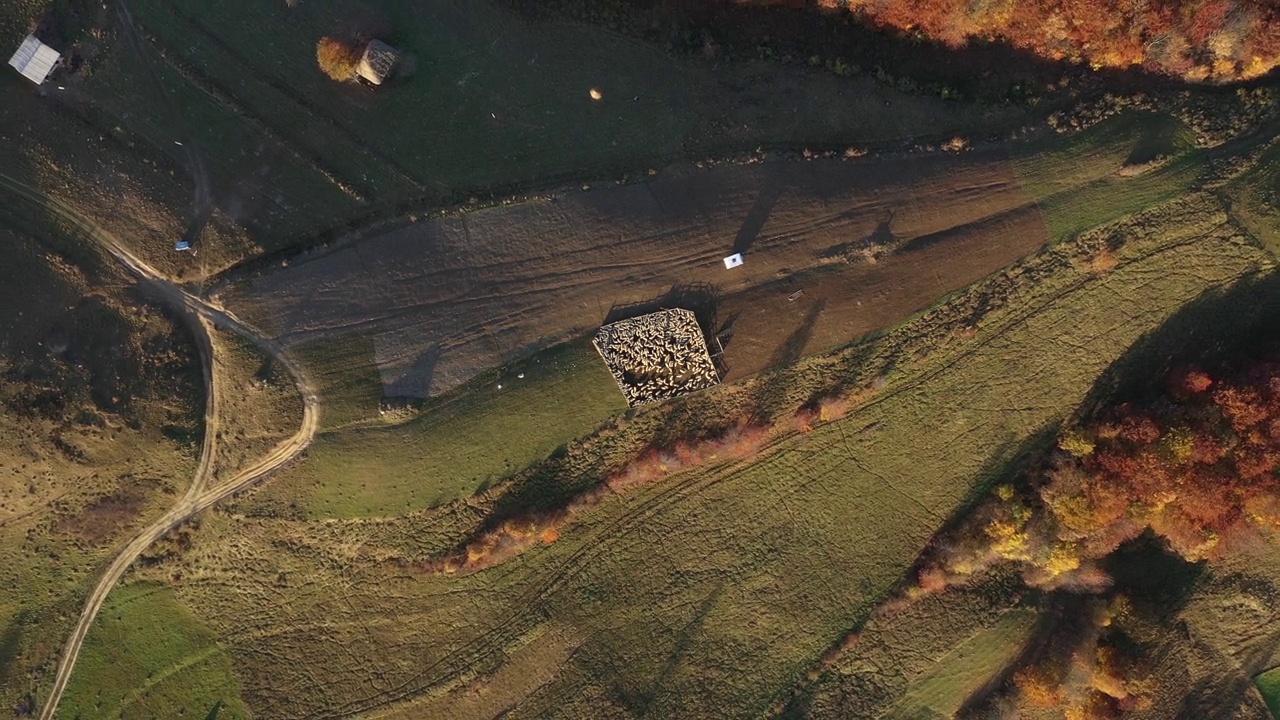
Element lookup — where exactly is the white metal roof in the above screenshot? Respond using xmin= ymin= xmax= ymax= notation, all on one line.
xmin=9 ymin=35 xmax=60 ymax=85
xmin=723 ymin=253 xmax=744 ymax=269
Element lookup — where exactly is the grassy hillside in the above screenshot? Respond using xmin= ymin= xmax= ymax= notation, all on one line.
xmin=3 ymin=0 xmax=1043 ymax=278
xmin=230 ymin=111 xmax=1226 ymax=526
xmin=137 ymin=192 xmax=1273 ymax=717
xmin=59 ymin=582 xmax=247 ymax=720
xmin=241 ymin=338 xmax=626 ymax=518
xmin=0 ymin=189 xmax=204 ymax=714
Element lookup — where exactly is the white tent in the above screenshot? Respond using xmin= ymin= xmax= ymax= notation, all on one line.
xmin=9 ymin=35 xmax=60 ymax=85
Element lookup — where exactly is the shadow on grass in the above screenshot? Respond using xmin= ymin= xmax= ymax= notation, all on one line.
xmin=779 ymin=423 xmax=1060 ymax=718
xmin=607 ymin=583 xmax=725 ymax=715
xmin=603 ymin=282 xmax=722 ymax=350
xmin=788 ymin=272 xmax=1280 ymax=715
xmin=955 ymin=274 xmax=1280 ymax=715
xmin=1074 ymin=271 xmax=1280 ymax=420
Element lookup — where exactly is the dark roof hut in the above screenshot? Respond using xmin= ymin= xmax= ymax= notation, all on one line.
xmin=357 ymin=39 xmax=399 ymax=86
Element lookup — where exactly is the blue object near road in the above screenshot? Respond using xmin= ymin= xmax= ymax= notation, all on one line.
xmin=174 ymin=240 xmax=191 ymax=251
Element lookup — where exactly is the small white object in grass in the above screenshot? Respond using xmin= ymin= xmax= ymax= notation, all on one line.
xmin=517 ymin=372 xmax=525 ymax=379
xmin=589 ymin=88 xmax=603 ymax=101
xmin=174 ymin=141 xmax=183 ymax=146
xmin=723 ymin=253 xmax=744 ymax=269
xmin=497 ymin=384 xmax=502 ymax=390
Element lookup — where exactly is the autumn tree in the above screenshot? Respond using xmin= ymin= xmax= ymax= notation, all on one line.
xmin=752 ymin=0 xmax=1280 ymax=81
xmin=919 ymin=358 xmax=1280 ymax=592
xmin=316 ymin=36 xmax=362 ymax=82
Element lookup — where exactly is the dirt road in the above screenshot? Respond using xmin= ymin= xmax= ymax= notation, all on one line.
xmin=0 ymin=170 xmax=318 ymax=720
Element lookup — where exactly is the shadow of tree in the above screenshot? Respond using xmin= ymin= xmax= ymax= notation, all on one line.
xmin=607 ymin=583 xmax=726 ymax=715
xmin=1074 ymin=272 xmax=1280 ymax=421
xmin=732 ymin=175 xmax=784 ymax=258
xmin=955 ymin=273 xmax=1280 ymax=716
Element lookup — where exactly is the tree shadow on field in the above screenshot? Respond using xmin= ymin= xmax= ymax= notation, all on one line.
xmin=780 ymin=425 xmax=1059 ymax=718
xmin=384 ymin=343 xmax=441 ymax=399
xmin=607 ymin=583 xmax=725 ymax=716
xmin=204 ymin=700 xmax=223 ymax=720
xmin=1074 ymin=272 xmax=1280 ymax=420
xmin=1176 ymin=614 xmax=1280 ymax=717
xmin=732 ymin=173 xmax=785 ymax=258
xmin=957 ymin=275 xmax=1280 ymax=716
xmin=749 ymin=296 xmax=827 ymax=423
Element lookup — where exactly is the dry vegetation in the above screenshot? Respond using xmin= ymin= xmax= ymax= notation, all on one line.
xmin=3 ymin=0 xmax=1279 ymax=716
xmin=911 ymin=358 xmax=1280 ymax=597
xmin=0 ymin=216 xmax=203 ymax=713
xmin=803 ymin=303 xmax=1280 ymax=716
xmin=207 ymin=327 xmax=304 ymax=482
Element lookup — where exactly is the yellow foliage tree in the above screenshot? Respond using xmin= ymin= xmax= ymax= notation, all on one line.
xmin=316 ymin=36 xmax=361 ymax=82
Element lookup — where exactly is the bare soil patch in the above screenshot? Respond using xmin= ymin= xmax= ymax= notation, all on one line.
xmin=223 ymin=149 xmax=1050 ymax=401
xmin=54 ymin=477 xmax=161 ymax=545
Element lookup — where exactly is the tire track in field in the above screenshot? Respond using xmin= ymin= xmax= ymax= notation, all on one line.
xmin=332 ymin=213 xmax=1267 ymax=717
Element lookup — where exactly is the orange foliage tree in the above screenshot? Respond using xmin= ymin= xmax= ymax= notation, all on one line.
xmin=750 ymin=0 xmax=1280 ymax=81
xmin=1051 ymin=361 xmax=1280 ymax=563
xmin=316 ymin=36 xmax=362 ymax=82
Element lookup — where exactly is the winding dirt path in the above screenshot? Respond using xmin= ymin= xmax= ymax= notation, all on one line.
xmin=0 ymin=171 xmax=319 ymax=720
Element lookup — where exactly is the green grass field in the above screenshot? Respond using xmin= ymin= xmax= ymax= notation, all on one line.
xmin=1258 ymin=663 xmax=1280 ymax=719
xmin=5 ymin=0 xmax=1279 ymax=715
xmin=0 ymin=180 xmax=207 ymax=715
xmin=1012 ymin=113 xmax=1208 ymax=240
xmin=887 ymin=608 xmax=1038 ymax=719
xmin=245 ymin=338 xmax=626 ymax=518
xmin=233 ymin=111 xmax=1220 ymax=523
xmin=0 ymin=0 xmax=1041 ymax=275
xmin=59 ymin=582 xmax=248 ymax=720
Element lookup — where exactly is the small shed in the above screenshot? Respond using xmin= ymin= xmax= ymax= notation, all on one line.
xmin=8 ymin=35 xmax=61 ymax=85
xmin=357 ymin=40 xmax=399 ymax=86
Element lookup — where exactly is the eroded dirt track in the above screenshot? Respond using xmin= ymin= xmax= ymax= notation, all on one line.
xmin=226 ymin=150 xmax=1051 ymax=396
xmin=0 ymin=170 xmax=318 ymax=720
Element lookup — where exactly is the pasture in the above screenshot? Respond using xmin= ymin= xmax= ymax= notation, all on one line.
xmin=207 ymin=327 xmax=304 ymax=483
xmin=241 ymin=338 xmax=626 ymax=518
xmin=137 ymin=193 xmax=1274 ymax=717
xmin=59 ymin=582 xmax=247 ymax=720
xmin=218 ymin=113 xmax=1228 ymax=523
xmin=1258 ymin=666 xmax=1280 ymax=719
xmin=225 ymin=113 xmax=1211 ymax=406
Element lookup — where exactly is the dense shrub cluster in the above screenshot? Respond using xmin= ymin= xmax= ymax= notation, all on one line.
xmin=1012 ymin=596 xmax=1155 ymax=718
xmin=434 ymin=423 xmax=773 ymax=573
xmin=759 ymin=0 xmax=1280 ymax=81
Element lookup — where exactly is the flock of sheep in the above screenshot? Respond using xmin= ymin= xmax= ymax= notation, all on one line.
xmin=593 ymin=308 xmax=720 ymax=407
